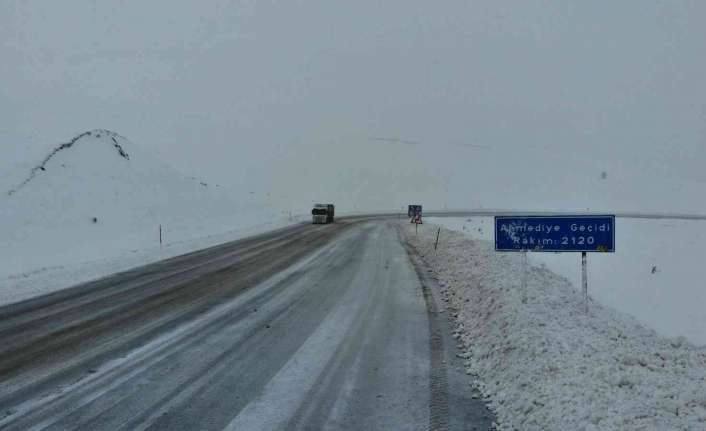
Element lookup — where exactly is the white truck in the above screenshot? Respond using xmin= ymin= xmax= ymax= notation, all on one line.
xmin=312 ymin=204 xmax=335 ymax=224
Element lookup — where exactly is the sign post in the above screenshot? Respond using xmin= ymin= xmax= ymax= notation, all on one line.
xmin=495 ymin=215 xmax=615 ymax=311
xmin=521 ymin=250 xmax=528 ymax=304
xmin=582 ymin=251 xmax=588 ymax=313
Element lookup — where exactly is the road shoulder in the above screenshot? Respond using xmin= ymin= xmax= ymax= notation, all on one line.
xmin=400 ymin=224 xmax=496 ymax=431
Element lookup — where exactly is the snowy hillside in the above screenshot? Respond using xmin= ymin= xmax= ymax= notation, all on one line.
xmin=0 ymin=130 xmax=299 ymax=303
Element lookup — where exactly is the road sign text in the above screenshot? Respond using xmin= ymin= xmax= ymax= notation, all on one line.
xmin=495 ymin=215 xmax=615 ymax=252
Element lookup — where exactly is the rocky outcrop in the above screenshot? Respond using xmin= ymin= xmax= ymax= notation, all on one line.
xmin=7 ymin=129 xmax=131 ymax=196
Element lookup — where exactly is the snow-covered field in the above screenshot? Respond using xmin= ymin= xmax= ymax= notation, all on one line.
xmin=0 ymin=215 xmax=306 ymax=306
xmin=427 ymin=216 xmax=706 ymax=347
xmin=407 ymin=223 xmax=706 ymax=430
xmin=0 ymin=130 xmax=304 ymax=306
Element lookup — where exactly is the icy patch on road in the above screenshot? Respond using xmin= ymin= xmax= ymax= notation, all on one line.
xmin=406 ymin=224 xmax=706 ymax=430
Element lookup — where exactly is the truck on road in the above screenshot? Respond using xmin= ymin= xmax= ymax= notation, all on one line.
xmin=312 ymin=203 xmax=335 ymax=224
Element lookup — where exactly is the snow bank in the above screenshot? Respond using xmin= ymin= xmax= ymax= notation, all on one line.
xmin=0 ymin=130 xmax=302 ymax=305
xmin=426 ymin=216 xmax=706 ymax=346
xmin=406 ymin=223 xmax=706 ymax=430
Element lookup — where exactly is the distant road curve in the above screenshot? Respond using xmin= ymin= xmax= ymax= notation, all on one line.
xmin=343 ymin=209 xmax=706 ymax=221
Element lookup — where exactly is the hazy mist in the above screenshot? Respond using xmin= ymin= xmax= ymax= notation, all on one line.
xmin=2 ymin=0 xmax=705 ymax=214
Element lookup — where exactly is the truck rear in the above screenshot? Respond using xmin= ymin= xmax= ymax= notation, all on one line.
xmin=312 ymin=203 xmax=335 ymax=224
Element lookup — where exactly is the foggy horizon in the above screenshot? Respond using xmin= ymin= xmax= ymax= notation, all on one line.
xmin=2 ymin=1 xmax=705 ymax=213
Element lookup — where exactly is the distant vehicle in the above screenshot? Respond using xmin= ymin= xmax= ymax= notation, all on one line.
xmin=312 ymin=203 xmax=335 ymax=224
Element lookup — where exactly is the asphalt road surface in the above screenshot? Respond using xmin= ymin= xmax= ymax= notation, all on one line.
xmin=0 ymin=220 xmax=493 ymax=430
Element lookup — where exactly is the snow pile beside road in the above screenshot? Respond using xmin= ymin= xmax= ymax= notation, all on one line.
xmin=426 ymin=216 xmax=706 ymax=346
xmin=407 ymin=224 xmax=706 ymax=430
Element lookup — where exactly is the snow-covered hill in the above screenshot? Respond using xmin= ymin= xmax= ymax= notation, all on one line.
xmin=0 ymin=130 xmax=299 ymax=303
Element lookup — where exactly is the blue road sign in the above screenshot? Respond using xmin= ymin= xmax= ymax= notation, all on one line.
xmin=495 ymin=215 xmax=615 ymax=252
xmin=408 ymin=205 xmax=422 ymax=218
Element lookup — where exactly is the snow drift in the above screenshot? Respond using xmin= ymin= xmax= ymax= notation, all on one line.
xmin=427 ymin=216 xmax=706 ymax=346
xmin=406 ymin=224 xmax=706 ymax=430
xmin=0 ymin=130 xmax=296 ymax=304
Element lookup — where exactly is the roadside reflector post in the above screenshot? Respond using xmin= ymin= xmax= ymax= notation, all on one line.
xmin=521 ymin=250 xmax=528 ymax=304
xmin=582 ymin=251 xmax=588 ymax=313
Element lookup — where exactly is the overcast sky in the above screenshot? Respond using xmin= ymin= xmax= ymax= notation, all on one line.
xmin=2 ymin=0 xmax=705 ymax=212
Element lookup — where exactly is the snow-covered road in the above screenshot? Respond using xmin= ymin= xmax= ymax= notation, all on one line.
xmin=0 ymin=220 xmax=492 ymax=430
